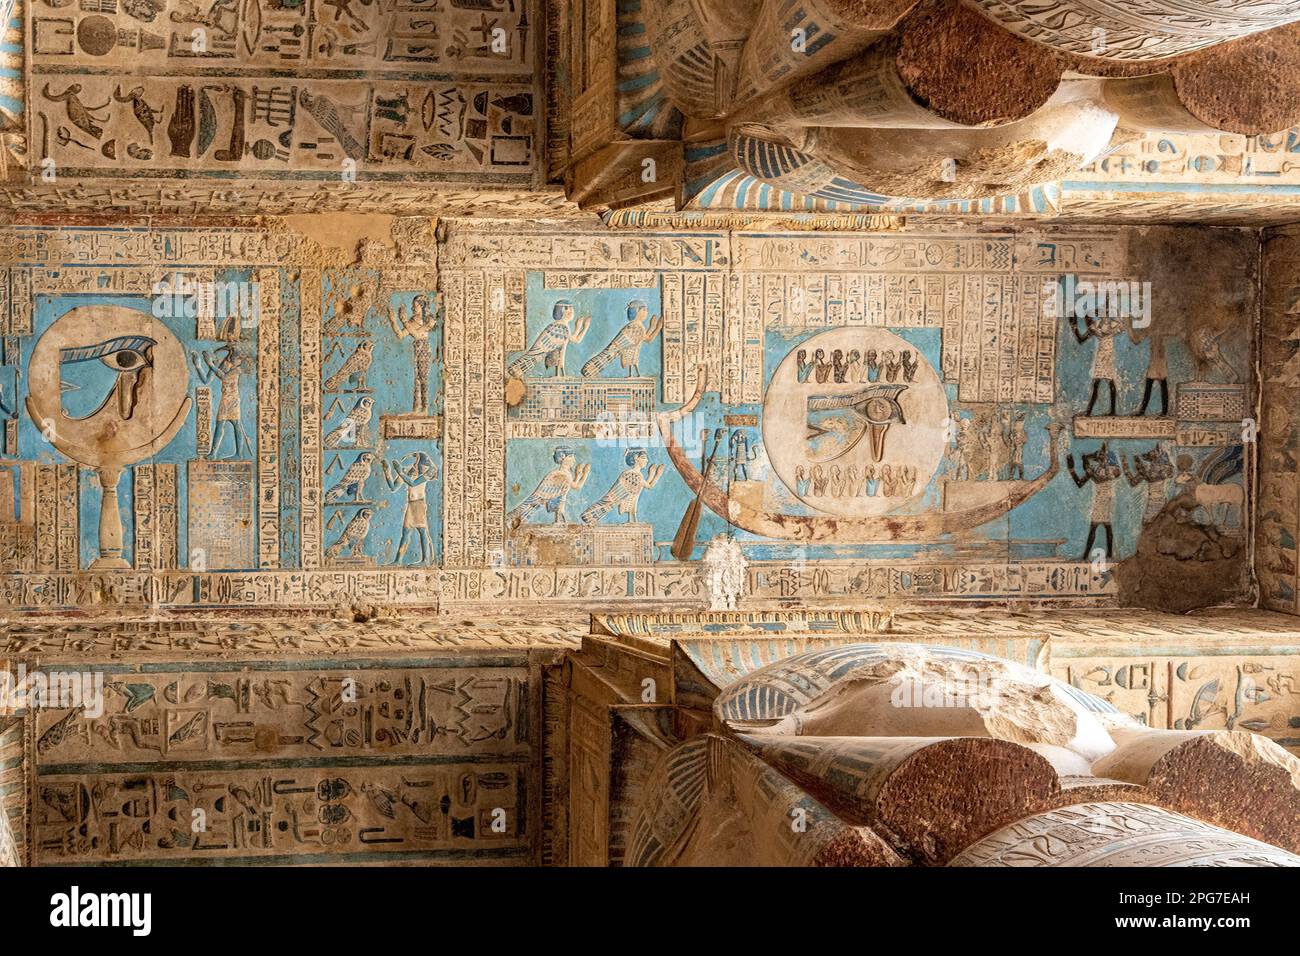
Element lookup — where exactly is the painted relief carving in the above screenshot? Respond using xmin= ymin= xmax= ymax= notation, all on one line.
xmin=3 ymin=644 xmax=559 ymax=865
xmin=0 ymin=0 xmax=1296 ymax=882
xmin=26 ymin=306 xmax=192 ymax=569
xmin=26 ymin=0 xmax=538 ymax=187
xmin=0 ymin=221 xmax=1255 ymax=610
xmin=765 ymin=327 xmax=946 ymax=518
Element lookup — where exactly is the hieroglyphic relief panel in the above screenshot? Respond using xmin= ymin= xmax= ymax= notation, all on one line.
xmin=0 ymin=617 xmax=585 ymax=657
xmin=0 ymin=219 xmax=1258 ymax=612
xmin=1052 ymin=127 xmax=1300 ymax=225
xmin=1077 ymin=128 xmax=1300 ymax=187
xmin=25 ymin=0 xmax=539 ymax=186
xmin=10 ymin=645 xmax=558 ymax=864
xmin=1057 ymin=652 xmax=1300 ymax=751
xmin=0 ymin=222 xmax=448 ymax=610
xmin=893 ymin=607 xmax=1300 ymax=753
xmin=441 ymin=223 xmax=1252 ymax=610
xmin=34 ymin=663 xmax=528 ymax=762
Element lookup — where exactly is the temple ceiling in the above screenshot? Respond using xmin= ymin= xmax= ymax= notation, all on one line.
xmin=0 ymin=0 xmax=1293 ymax=223
xmin=0 ymin=1 xmax=1298 ymax=875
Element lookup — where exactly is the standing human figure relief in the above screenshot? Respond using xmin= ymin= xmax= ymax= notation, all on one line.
xmin=43 ymin=83 xmax=111 ymax=140
xmin=1005 ymin=412 xmax=1028 ymax=481
xmin=702 ymin=535 xmax=747 ymax=611
xmin=1067 ymin=440 xmax=1122 ymax=561
xmin=729 ymin=429 xmax=758 ymax=482
xmin=1129 ymin=325 xmax=1170 ymax=417
xmin=324 ymin=339 xmax=374 ymax=393
xmin=1073 ymin=310 xmax=1125 ymax=417
xmin=388 ymin=294 xmax=439 ymax=415
xmin=189 ymin=315 xmax=252 ymax=461
xmin=382 ymin=452 xmax=438 ymax=565
xmin=1123 ymin=442 xmax=1176 ymax=524
xmin=951 ymin=417 xmax=972 ymax=481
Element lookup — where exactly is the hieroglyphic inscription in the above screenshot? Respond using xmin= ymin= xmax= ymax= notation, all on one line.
xmin=132 ymin=464 xmax=178 ymax=572
xmin=300 ymin=269 xmax=323 ymax=569
xmin=0 ymin=221 xmax=1250 ymax=613
xmin=195 ymin=387 xmax=212 ymax=457
xmin=443 ymin=271 xmax=466 ymax=567
xmin=33 ymin=464 xmax=77 ymax=573
xmin=27 ymin=0 xmax=539 ymax=186
xmin=35 ymin=763 xmax=527 ymax=864
xmin=257 ymin=269 xmax=280 ymax=570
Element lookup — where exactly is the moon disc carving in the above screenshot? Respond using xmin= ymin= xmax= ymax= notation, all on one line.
xmin=763 ymin=328 xmax=948 ymax=518
xmin=27 ymin=305 xmax=191 ymax=465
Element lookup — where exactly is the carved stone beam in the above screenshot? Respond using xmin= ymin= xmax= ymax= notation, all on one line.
xmin=644 ymin=0 xmax=764 ymax=118
xmin=732 ymin=0 xmax=920 ymax=107
xmin=962 ymin=0 xmax=1300 ymax=64
xmin=675 ymin=736 xmax=906 ymax=866
xmin=723 ymin=76 xmax=1117 ymax=202
xmin=737 ymin=733 xmax=1063 ymax=865
xmin=1093 ymin=728 xmax=1300 ymax=854
xmin=1165 ymin=22 xmax=1300 ymax=135
xmin=565 ymin=140 xmax=685 ymax=209
xmin=1100 ymin=75 xmax=1226 ymax=136
xmin=790 ymin=83 xmax=1120 ymax=200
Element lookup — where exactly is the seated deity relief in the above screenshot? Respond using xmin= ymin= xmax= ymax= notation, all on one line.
xmin=618 ymin=643 xmax=1300 ymax=866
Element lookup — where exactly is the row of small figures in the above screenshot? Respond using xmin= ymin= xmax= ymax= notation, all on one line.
xmin=794 ymin=463 xmax=920 ymax=499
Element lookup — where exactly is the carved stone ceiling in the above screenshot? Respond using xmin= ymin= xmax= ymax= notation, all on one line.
xmin=0 ymin=0 xmax=582 ymax=217
xmin=0 ymin=0 xmax=1289 ymax=223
